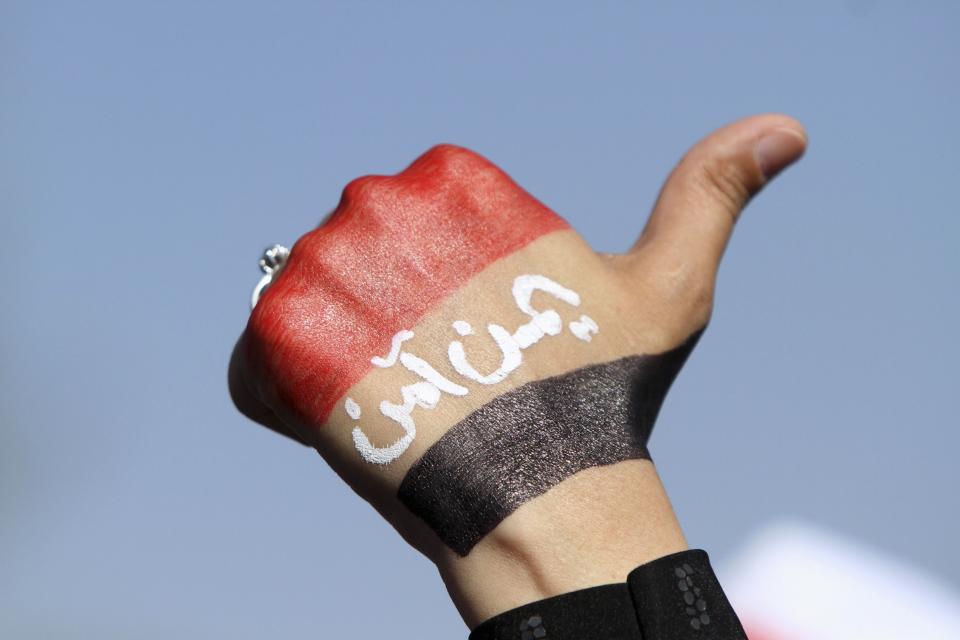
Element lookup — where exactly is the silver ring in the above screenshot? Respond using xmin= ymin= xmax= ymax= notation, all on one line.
xmin=250 ymin=244 xmax=290 ymax=310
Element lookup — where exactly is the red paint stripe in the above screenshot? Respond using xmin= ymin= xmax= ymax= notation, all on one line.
xmin=246 ymin=144 xmax=568 ymax=430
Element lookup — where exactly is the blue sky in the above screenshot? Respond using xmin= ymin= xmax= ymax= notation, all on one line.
xmin=2 ymin=2 xmax=958 ymax=637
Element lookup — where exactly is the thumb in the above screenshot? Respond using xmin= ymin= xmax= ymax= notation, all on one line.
xmin=625 ymin=114 xmax=807 ymax=300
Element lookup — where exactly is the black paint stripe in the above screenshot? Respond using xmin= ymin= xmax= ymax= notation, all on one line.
xmin=397 ymin=329 xmax=703 ymax=556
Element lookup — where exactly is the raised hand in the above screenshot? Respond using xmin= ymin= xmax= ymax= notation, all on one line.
xmin=228 ymin=114 xmax=806 ymax=625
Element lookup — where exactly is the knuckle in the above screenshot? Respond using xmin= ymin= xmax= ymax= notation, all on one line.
xmin=339 ymin=174 xmax=392 ymax=215
xmin=337 ymin=145 xmax=486 ymax=217
xmin=417 ymin=143 xmax=486 ymax=175
xmin=694 ymin=156 xmax=751 ymax=218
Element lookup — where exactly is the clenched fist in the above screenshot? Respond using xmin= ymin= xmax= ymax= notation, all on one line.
xmin=228 ymin=114 xmax=806 ymax=625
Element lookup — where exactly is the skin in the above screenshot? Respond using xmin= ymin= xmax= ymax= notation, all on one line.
xmin=229 ymin=114 xmax=807 ymax=628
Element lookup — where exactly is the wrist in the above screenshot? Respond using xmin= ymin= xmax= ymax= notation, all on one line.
xmin=433 ymin=460 xmax=687 ymax=628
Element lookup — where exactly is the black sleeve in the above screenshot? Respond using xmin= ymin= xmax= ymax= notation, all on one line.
xmin=469 ymin=549 xmax=748 ymax=640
